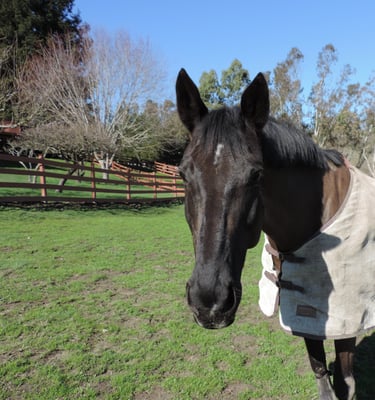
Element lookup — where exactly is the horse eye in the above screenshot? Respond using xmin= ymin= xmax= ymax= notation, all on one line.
xmin=250 ymin=169 xmax=263 ymax=183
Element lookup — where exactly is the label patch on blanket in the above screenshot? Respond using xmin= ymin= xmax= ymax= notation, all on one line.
xmin=296 ymin=305 xmax=317 ymax=318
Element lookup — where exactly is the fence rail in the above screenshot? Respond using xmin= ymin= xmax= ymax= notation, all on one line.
xmin=0 ymin=153 xmax=184 ymax=204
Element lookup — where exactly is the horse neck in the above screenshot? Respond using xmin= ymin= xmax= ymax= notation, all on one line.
xmin=261 ymin=164 xmax=350 ymax=253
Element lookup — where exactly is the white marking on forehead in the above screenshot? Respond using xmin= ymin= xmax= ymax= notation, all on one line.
xmin=214 ymin=143 xmax=224 ymax=166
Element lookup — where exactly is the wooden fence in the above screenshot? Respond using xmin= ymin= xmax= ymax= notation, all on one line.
xmin=0 ymin=153 xmax=184 ymax=204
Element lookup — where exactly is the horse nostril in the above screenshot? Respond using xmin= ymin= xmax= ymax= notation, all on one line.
xmin=209 ymin=284 xmax=237 ymax=315
xmin=186 ymin=281 xmax=200 ymax=316
xmin=220 ymin=284 xmax=242 ymax=316
xmin=221 ymin=284 xmax=236 ymax=313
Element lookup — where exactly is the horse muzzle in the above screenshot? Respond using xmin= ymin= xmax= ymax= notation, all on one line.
xmin=186 ymin=281 xmax=242 ymax=329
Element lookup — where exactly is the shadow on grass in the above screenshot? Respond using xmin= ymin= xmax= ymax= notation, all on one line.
xmin=355 ymin=332 xmax=375 ymax=400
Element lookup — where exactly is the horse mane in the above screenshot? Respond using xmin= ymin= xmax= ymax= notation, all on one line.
xmin=262 ymin=117 xmax=344 ymax=169
xmin=198 ymin=107 xmax=344 ymax=170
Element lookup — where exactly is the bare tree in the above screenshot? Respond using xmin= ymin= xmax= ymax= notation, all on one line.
xmin=0 ymin=44 xmax=15 ymax=119
xmin=14 ymin=34 xmax=92 ymax=159
xmin=14 ymin=30 xmax=166 ymax=172
xmin=87 ymin=29 xmax=165 ymax=169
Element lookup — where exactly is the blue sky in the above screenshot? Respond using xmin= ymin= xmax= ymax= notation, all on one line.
xmin=74 ymin=0 xmax=375 ymax=100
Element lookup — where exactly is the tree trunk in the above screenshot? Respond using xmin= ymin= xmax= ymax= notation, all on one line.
xmin=94 ymin=152 xmax=115 ymax=180
xmin=56 ymin=161 xmax=85 ymax=192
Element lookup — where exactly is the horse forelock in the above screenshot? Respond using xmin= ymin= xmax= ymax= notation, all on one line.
xmin=190 ymin=106 xmax=262 ymax=167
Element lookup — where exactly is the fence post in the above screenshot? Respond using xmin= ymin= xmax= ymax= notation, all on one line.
xmin=127 ymin=169 xmax=131 ymax=200
xmin=91 ymin=161 xmax=96 ymax=201
xmin=38 ymin=154 xmax=47 ymax=199
xmin=153 ymin=171 xmax=157 ymax=199
xmin=173 ymin=175 xmax=177 ymax=198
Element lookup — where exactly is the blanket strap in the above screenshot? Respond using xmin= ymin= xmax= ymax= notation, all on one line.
xmin=265 ymin=243 xmax=305 ymax=263
xmin=277 ymin=279 xmax=305 ymax=293
xmin=265 ymin=241 xmax=306 ymax=293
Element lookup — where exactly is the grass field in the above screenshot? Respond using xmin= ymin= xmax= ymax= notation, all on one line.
xmin=0 ymin=205 xmax=374 ymax=399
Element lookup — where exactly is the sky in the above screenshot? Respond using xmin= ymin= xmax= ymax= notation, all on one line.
xmin=73 ymin=0 xmax=375 ymax=101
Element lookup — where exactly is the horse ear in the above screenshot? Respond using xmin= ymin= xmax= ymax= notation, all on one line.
xmin=176 ymin=68 xmax=208 ymax=133
xmin=241 ymin=73 xmax=269 ymax=130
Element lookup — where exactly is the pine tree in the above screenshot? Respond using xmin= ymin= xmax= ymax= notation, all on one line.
xmin=198 ymin=60 xmax=251 ymax=107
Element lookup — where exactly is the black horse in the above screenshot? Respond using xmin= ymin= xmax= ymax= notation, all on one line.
xmin=176 ymin=68 xmax=375 ymax=400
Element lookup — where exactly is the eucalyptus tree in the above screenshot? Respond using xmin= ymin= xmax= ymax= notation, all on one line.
xmin=309 ymin=44 xmax=375 ymax=169
xmin=269 ymin=47 xmax=304 ymax=126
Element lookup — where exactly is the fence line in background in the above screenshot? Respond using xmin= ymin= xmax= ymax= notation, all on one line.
xmin=0 ymin=154 xmax=184 ymax=204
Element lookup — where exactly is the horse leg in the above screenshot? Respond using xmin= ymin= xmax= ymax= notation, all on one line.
xmin=333 ymin=337 xmax=356 ymax=400
xmin=304 ymin=338 xmax=337 ymax=400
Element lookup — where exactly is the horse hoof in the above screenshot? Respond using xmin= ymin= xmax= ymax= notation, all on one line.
xmin=316 ymin=373 xmax=338 ymax=400
xmin=343 ymin=376 xmax=356 ymax=400
xmin=334 ymin=374 xmax=356 ymax=400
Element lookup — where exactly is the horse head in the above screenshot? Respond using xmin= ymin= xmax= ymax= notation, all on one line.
xmin=176 ymin=69 xmax=269 ymax=329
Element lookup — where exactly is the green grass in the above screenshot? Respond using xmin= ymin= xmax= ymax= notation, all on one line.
xmin=0 ymin=205 xmax=374 ymax=399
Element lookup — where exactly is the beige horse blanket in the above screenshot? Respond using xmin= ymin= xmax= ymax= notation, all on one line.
xmin=259 ymin=167 xmax=375 ymax=339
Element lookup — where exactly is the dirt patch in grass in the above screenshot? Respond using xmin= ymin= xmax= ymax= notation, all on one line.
xmin=232 ymin=333 xmax=258 ymax=355
xmin=43 ymin=349 xmax=72 ymax=364
xmin=211 ymin=383 xmax=254 ymax=400
xmin=133 ymin=387 xmax=174 ymax=400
